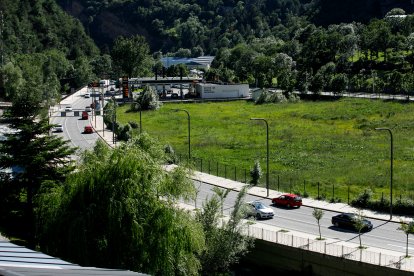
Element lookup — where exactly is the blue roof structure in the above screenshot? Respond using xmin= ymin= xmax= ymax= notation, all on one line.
xmin=161 ymin=56 xmax=215 ymax=68
xmin=0 ymin=239 xmax=145 ymax=275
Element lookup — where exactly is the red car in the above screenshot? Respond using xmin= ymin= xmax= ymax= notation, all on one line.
xmin=84 ymin=125 xmax=93 ymax=134
xmin=272 ymin=194 xmax=302 ymax=208
xmin=81 ymin=111 xmax=89 ymax=120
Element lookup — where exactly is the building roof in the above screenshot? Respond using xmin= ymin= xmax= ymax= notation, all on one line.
xmin=161 ymin=56 xmax=215 ymax=68
xmin=0 ymin=240 xmax=145 ymax=276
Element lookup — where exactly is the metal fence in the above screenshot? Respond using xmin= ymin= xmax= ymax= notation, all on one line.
xmin=175 ymin=154 xmax=414 ymax=215
xmin=245 ymin=224 xmax=414 ymax=272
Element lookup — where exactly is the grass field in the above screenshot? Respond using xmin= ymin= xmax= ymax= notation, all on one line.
xmin=116 ymin=98 xmax=414 ymax=202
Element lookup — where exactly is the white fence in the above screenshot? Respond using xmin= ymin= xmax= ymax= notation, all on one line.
xmin=245 ymin=224 xmax=414 ymax=272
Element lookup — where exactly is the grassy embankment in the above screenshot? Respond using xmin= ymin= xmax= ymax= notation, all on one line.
xmin=117 ymin=98 xmax=414 ymax=202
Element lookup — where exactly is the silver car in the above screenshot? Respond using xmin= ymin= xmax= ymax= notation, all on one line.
xmin=246 ymin=201 xmax=274 ymax=219
xmin=52 ymin=124 xmax=63 ymax=132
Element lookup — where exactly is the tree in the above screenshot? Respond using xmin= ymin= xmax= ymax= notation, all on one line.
xmin=352 ymin=210 xmax=367 ymax=249
xmin=331 ymin=73 xmax=348 ymax=95
xmin=212 ymin=187 xmax=231 ymax=216
xmin=36 ymin=136 xmax=204 ymax=275
xmin=312 ymin=208 xmax=324 ymax=240
xmin=250 ymin=160 xmax=262 ymax=186
xmin=103 ymin=98 xmax=118 ymax=131
xmin=90 ymin=54 xmax=113 ymax=79
xmin=0 ymin=107 xmax=76 ymax=244
xmin=132 ymin=85 xmax=161 ymax=111
xmin=195 ymin=187 xmax=253 ymax=274
xmin=397 ymin=220 xmax=414 ymax=257
xmin=253 ymin=55 xmax=274 ymax=88
xmin=111 ymin=35 xmax=151 ymax=77
xmin=274 ymin=53 xmax=296 ymax=93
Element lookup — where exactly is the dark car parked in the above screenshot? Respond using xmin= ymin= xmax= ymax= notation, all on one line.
xmin=331 ymin=213 xmax=373 ymax=232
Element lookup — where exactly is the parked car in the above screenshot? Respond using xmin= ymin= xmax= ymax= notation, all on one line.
xmin=331 ymin=213 xmax=373 ymax=232
xmin=84 ymin=93 xmax=90 ymax=98
xmin=85 ymin=106 xmax=92 ymax=112
xmin=272 ymin=193 xmax=302 ymax=208
xmin=52 ymin=124 xmax=63 ymax=132
xmin=245 ymin=201 xmax=274 ymax=220
xmin=81 ymin=111 xmax=89 ymax=120
xmin=83 ymin=125 xmax=93 ymax=134
xmin=65 ymin=105 xmax=72 ymax=112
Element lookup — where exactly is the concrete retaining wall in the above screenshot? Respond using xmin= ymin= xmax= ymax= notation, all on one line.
xmin=242 ymin=239 xmax=411 ymax=275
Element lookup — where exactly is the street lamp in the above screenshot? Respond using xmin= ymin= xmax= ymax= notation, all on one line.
xmin=175 ymin=109 xmax=191 ymax=162
xmin=250 ymin=118 xmax=269 ymax=197
xmin=375 ymin=127 xmax=393 ymax=220
xmin=112 ymin=97 xmax=117 ymax=145
xmin=137 ymin=103 xmax=142 ymax=134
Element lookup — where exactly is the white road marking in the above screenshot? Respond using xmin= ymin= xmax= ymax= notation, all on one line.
xmin=388 ymin=244 xmax=414 ymax=251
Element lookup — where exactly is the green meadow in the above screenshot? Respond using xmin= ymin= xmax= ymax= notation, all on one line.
xmin=116 ymin=98 xmax=414 ymax=202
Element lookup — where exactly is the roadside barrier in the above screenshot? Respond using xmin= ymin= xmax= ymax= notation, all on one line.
xmin=245 ymin=224 xmax=414 ymax=272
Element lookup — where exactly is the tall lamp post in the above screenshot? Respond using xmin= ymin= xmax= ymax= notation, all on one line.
xmin=250 ymin=118 xmax=269 ymax=197
xmin=138 ymin=104 xmax=142 ymax=134
xmin=112 ymin=96 xmax=117 ymax=145
xmin=175 ymin=109 xmax=191 ymax=162
xmin=375 ymin=127 xmax=393 ymax=220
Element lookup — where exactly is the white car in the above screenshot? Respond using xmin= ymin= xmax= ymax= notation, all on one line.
xmin=84 ymin=93 xmax=90 ymax=98
xmin=245 ymin=201 xmax=274 ymax=220
xmin=52 ymin=124 xmax=63 ymax=132
xmin=85 ymin=106 xmax=92 ymax=112
xmin=65 ymin=105 xmax=72 ymax=112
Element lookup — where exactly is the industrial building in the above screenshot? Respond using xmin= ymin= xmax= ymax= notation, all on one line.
xmin=195 ymin=83 xmax=249 ymax=99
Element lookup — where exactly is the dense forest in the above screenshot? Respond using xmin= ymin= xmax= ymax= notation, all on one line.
xmin=57 ymin=0 xmax=414 ymax=54
xmin=0 ymin=0 xmax=102 ymax=101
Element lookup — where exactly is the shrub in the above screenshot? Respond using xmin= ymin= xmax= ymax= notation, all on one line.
xmin=116 ymin=123 xmax=131 ymax=141
xmin=351 ymin=189 xmax=373 ymax=208
xmin=250 ymin=160 xmax=262 ymax=186
xmin=129 ymin=121 xmax=139 ymax=129
xmin=164 ymin=144 xmax=178 ymax=164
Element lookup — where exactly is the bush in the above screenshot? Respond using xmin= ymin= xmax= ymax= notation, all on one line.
xmin=129 ymin=121 xmax=139 ymax=129
xmin=164 ymin=144 xmax=178 ymax=164
xmin=250 ymin=160 xmax=262 ymax=186
xmin=351 ymin=189 xmax=373 ymax=208
xmin=116 ymin=123 xmax=131 ymax=141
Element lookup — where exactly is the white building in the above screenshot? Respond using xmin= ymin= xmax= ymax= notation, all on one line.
xmin=195 ymin=83 xmax=250 ymax=99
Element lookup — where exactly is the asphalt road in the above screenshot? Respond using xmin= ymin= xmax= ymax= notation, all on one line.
xmin=50 ymin=90 xmax=104 ymax=154
xmin=194 ymin=181 xmax=411 ymax=255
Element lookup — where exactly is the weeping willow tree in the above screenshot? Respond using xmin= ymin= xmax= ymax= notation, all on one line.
xmin=36 ymin=134 xmax=204 ymax=275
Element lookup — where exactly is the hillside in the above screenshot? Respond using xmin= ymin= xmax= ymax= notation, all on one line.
xmin=56 ymin=0 xmax=414 ymax=54
xmin=0 ymin=0 xmax=100 ymax=99
xmin=1 ymin=0 xmax=98 ymax=60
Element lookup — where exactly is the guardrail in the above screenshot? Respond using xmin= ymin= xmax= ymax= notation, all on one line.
xmin=245 ymin=224 xmax=414 ymax=272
